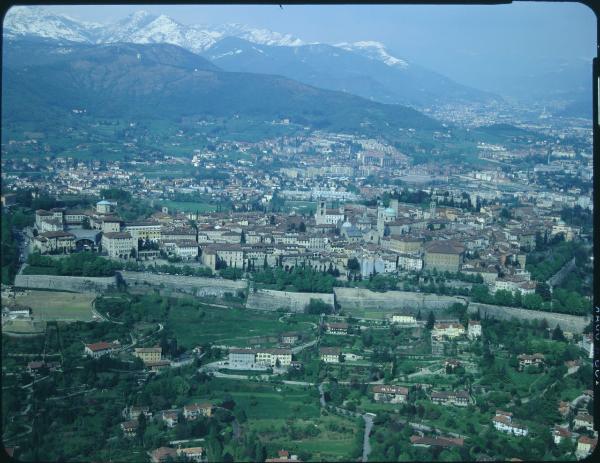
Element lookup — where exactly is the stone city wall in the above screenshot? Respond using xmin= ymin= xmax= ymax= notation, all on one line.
xmin=334 ymin=287 xmax=466 ymax=315
xmin=246 ymin=289 xmax=335 ymax=313
xmin=14 ymin=274 xmax=117 ymax=293
xmin=468 ymin=302 xmax=589 ymax=334
xmin=119 ymin=271 xmax=246 ymax=298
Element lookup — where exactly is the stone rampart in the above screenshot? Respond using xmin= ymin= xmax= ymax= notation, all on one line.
xmin=119 ymin=271 xmax=246 ymax=298
xmin=246 ymin=289 xmax=334 ymax=313
xmin=334 ymin=287 xmax=466 ymax=315
xmin=468 ymin=302 xmax=589 ymax=334
xmin=14 ymin=274 xmax=117 ymax=293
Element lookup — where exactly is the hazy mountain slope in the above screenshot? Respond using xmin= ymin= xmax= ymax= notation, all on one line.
xmin=3 ymin=6 xmax=498 ymax=108
xmin=203 ymin=37 xmax=498 ymax=107
xmin=2 ymin=41 xmax=441 ymax=134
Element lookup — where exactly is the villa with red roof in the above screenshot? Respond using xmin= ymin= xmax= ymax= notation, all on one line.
xmin=84 ymin=341 xmax=119 ymax=358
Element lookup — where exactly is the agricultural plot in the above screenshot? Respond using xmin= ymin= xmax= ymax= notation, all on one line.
xmin=168 ymin=305 xmax=315 ymax=349
xmin=1 ymin=318 xmax=46 ymax=335
xmin=206 ymin=379 xmax=359 ymax=461
xmin=264 ymin=415 xmax=361 ymax=462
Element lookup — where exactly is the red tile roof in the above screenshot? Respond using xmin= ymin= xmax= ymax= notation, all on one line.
xmin=85 ymin=341 xmax=115 ymax=352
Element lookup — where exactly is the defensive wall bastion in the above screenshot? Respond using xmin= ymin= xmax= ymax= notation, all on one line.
xmin=14 ymin=274 xmax=117 ymax=293
xmin=334 ymin=287 xmax=466 ymax=315
xmin=246 ymin=288 xmax=335 ymax=313
xmin=468 ymin=302 xmax=589 ymax=334
xmin=119 ymin=271 xmax=247 ymax=298
xmin=14 ymin=272 xmax=589 ymax=333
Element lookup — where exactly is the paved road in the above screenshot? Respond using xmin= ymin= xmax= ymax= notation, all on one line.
xmin=21 ymin=375 xmax=50 ymax=390
xmin=208 ymin=371 xmax=270 ymax=380
xmin=547 ymin=257 xmax=576 ymax=288
xmin=569 ymin=394 xmax=590 ymax=410
xmin=406 ymin=420 xmax=465 ymax=439
xmin=407 ymin=364 xmax=443 ymax=379
xmin=117 ymin=323 xmax=163 ymax=353
xmin=318 ymin=383 xmax=326 ymax=407
xmin=47 ymin=388 xmax=96 ymax=401
xmin=291 ymin=339 xmax=318 ymax=355
xmin=362 ymin=414 xmax=374 ymax=462
xmin=15 ymin=228 xmax=31 ymax=276
xmin=283 ymin=380 xmax=314 ymax=387
xmin=169 ymin=438 xmax=205 ymax=446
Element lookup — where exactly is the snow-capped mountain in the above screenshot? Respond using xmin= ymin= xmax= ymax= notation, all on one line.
xmin=93 ymin=11 xmax=222 ymax=53
xmin=336 ymin=41 xmax=409 ymax=69
xmin=3 ymin=6 xmax=399 ymax=68
xmin=3 ymin=7 xmax=304 ymax=53
xmin=3 ymin=6 xmax=501 ymax=108
xmin=3 ymin=6 xmax=102 ymax=43
xmin=211 ymin=23 xmax=305 ymax=48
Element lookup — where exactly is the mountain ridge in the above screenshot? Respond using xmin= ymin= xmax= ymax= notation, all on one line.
xmin=3 ymin=5 xmax=498 ymax=108
xmin=2 ymin=40 xmax=442 ymax=136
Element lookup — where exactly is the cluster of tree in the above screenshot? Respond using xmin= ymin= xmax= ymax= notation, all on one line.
xmin=7 ymin=189 xmax=62 ymax=211
xmin=471 ymin=283 xmax=589 ymax=316
xmin=551 ymin=288 xmax=590 ymax=316
xmin=26 ymin=252 xmax=123 ymax=277
xmin=442 ymin=270 xmax=484 ymax=284
xmin=119 ymin=199 xmax=156 ymax=222
xmin=123 ymin=260 xmax=213 ymax=278
xmin=388 ymin=188 xmax=431 ymax=205
xmin=480 ymin=318 xmax=584 ymax=368
xmin=527 ymin=240 xmax=580 ymax=280
xmin=363 ymin=273 xmax=398 ymax=292
xmin=1 ymin=211 xmax=20 ymax=284
xmin=194 ymin=168 xmax=229 ymax=182
xmin=369 ymin=413 xmax=468 ymax=462
xmin=406 ymin=279 xmax=471 ymax=298
xmin=306 ymin=298 xmax=334 ymax=314
xmin=434 ymin=191 xmax=476 ymax=211
xmin=253 ymin=266 xmax=338 ymax=293
xmin=219 ymin=266 xmax=243 ymax=280
xmin=99 ymin=188 xmax=131 ymax=202
xmin=560 ymin=205 xmax=593 ymax=229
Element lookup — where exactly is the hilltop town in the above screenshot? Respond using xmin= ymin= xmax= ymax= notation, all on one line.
xmin=1 ymin=7 xmax=595 ymax=460
xmin=2 ymin=124 xmax=595 ymax=460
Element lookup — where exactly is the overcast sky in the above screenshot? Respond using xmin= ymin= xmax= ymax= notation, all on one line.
xmin=20 ymin=2 xmax=599 ymax=94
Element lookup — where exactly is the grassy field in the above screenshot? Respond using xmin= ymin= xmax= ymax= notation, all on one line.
xmin=199 ymin=379 xmax=320 ymax=419
xmin=9 ymin=290 xmax=95 ymax=322
xmin=258 ymin=414 xmax=360 ymax=461
xmin=356 ymin=397 xmax=404 ymax=414
xmin=168 ymin=306 xmax=315 ymax=349
xmin=342 ymin=306 xmax=399 ymax=319
xmin=205 ymin=378 xmax=358 ymax=461
xmin=158 ymin=200 xmax=218 ymax=213
xmin=229 ymin=390 xmax=320 ymax=420
xmin=1 ymin=318 xmax=46 ymax=334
